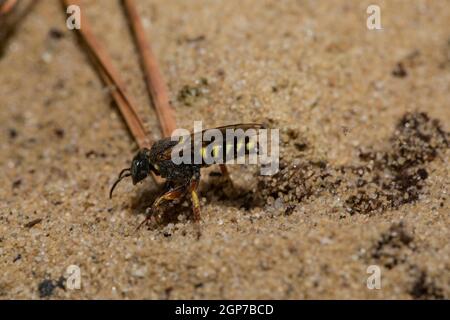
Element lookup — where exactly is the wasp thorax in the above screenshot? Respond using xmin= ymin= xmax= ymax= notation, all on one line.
xmin=131 ymin=148 xmax=152 ymax=185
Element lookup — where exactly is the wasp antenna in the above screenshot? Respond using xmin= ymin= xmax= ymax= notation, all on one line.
xmin=135 ymin=218 xmax=148 ymax=232
xmin=109 ymin=172 xmax=131 ymax=199
xmin=118 ymin=167 xmax=131 ymax=179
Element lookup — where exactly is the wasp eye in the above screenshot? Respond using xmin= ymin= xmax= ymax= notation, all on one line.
xmin=131 ymin=150 xmax=151 ymax=185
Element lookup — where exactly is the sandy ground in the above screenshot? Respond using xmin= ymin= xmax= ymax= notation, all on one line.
xmin=0 ymin=0 xmax=449 ymax=299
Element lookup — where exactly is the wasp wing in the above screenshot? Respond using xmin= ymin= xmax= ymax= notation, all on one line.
xmin=154 ymin=124 xmax=266 ymax=164
xmin=190 ymin=123 xmax=265 ymax=164
xmin=190 ymin=123 xmax=265 ymax=146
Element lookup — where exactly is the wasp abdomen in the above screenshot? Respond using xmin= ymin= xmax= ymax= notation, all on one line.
xmin=198 ymin=134 xmax=259 ymax=166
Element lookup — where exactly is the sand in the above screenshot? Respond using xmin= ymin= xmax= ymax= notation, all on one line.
xmin=0 ymin=0 xmax=449 ymax=299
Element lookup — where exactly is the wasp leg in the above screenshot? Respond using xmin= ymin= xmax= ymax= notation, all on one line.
xmin=136 ymin=184 xmax=187 ymax=231
xmin=189 ymin=178 xmax=202 ymax=239
xmin=219 ymin=164 xmax=234 ymax=187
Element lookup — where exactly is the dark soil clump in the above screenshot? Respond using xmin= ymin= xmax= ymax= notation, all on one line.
xmin=257 ymin=112 xmax=449 ymax=215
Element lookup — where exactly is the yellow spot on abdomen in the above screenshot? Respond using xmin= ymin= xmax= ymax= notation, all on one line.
xmin=212 ymin=145 xmax=221 ymax=157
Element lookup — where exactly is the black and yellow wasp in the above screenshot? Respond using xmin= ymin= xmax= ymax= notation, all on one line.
xmin=110 ymin=124 xmax=264 ymax=233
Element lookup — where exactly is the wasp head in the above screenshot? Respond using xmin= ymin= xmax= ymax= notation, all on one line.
xmin=130 ymin=148 xmax=153 ymax=185
xmin=109 ymin=148 xmax=155 ymax=199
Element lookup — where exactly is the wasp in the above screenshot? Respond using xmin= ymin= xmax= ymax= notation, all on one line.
xmin=110 ymin=124 xmax=264 ymax=234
